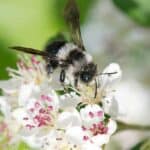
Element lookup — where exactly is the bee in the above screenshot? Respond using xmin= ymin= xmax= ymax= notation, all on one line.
xmin=9 ymin=0 xmax=115 ymax=98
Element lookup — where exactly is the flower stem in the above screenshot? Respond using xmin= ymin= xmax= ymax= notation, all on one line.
xmin=116 ymin=121 xmax=150 ymax=133
xmin=102 ymin=145 xmax=106 ymax=150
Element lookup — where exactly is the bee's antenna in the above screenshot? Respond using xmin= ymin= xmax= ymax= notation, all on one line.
xmin=96 ymin=72 xmax=118 ymax=76
xmin=9 ymin=46 xmax=66 ymax=63
xmin=9 ymin=46 xmax=48 ymax=56
xmin=94 ymin=79 xmax=98 ymax=99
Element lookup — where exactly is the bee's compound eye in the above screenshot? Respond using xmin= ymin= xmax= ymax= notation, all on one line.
xmin=80 ymin=72 xmax=92 ymax=83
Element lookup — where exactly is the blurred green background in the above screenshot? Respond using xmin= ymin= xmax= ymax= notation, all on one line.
xmin=0 ymin=0 xmax=98 ymax=79
xmin=0 ymin=0 xmax=150 ymax=149
xmin=0 ymin=0 xmax=150 ymax=79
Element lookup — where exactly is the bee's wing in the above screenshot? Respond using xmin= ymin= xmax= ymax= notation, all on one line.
xmin=9 ymin=46 xmax=48 ymax=56
xmin=64 ymin=0 xmax=85 ymax=50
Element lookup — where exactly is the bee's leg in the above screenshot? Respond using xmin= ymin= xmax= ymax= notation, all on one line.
xmin=73 ymin=72 xmax=79 ymax=88
xmin=60 ymin=69 xmax=66 ymax=83
xmin=94 ymin=79 xmax=98 ymax=99
xmin=60 ymin=69 xmax=67 ymax=92
xmin=46 ymin=63 xmax=53 ymax=75
xmin=74 ymin=78 xmax=78 ymax=88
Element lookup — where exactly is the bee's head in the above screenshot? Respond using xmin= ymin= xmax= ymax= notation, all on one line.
xmin=80 ymin=63 xmax=97 ymax=83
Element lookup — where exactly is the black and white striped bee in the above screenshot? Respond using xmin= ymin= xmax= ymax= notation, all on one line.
xmin=10 ymin=0 xmax=97 ymax=87
xmin=10 ymin=0 xmax=116 ymax=97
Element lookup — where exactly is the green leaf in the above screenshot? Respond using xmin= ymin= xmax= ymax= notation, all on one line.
xmin=1 ymin=141 xmax=33 ymax=150
xmin=141 ymin=139 xmax=150 ymax=150
xmin=55 ymin=85 xmax=80 ymax=96
xmin=55 ymin=89 xmax=66 ymax=96
xmin=17 ymin=142 xmax=31 ymax=150
xmin=76 ymin=102 xmax=86 ymax=112
xmin=112 ymin=0 xmax=150 ymax=26
xmin=104 ymin=114 xmax=111 ymax=125
xmin=131 ymin=138 xmax=150 ymax=150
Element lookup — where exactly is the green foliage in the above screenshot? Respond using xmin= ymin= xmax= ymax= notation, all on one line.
xmin=0 ymin=0 xmax=97 ymax=80
xmin=55 ymin=89 xmax=66 ymax=96
xmin=0 ymin=111 xmax=4 ymax=119
xmin=131 ymin=138 xmax=150 ymax=150
xmin=104 ymin=114 xmax=111 ymax=125
xmin=6 ymin=141 xmax=32 ymax=150
xmin=56 ymin=84 xmax=80 ymax=96
xmin=112 ymin=0 xmax=150 ymax=26
xmin=0 ymin=36 xmax=17 ymax=80
xmin=17 ymin=142 xmax=32 ymax=150
xmin=0 ymin=88 xmax=3 ymax=96
xmin=76 ymin=102 xmax=87 ymax=112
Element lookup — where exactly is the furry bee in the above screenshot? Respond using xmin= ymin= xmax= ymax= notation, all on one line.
xmin=10 ymin=0 xmax=117 ymax=98
xmin=10 ymin=0 xmax=98 ymax=88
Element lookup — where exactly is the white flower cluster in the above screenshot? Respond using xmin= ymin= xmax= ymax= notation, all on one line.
xmin=0 ymin=55 xmax=122 ymax=150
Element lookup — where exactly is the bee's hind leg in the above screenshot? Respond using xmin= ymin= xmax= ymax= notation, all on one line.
xmin=46 ymin=63 xmax=54 ymax=75
xmin=60 ymin=69 xmax=66 ymax=83
xmin=60 ymin=69 xmax=68 ymax=92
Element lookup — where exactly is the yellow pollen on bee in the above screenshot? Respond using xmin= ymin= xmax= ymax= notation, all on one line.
xmin=79 ymin=84 xmax=102 ymax=105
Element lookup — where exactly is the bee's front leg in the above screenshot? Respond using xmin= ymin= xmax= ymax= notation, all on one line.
xmin=74 ymin=77 xmax=78 ymax=88
xmin=60 ymin=69 xmax=69 ymax=93
xmin=73 ymin=72 xmax=79 ymax=89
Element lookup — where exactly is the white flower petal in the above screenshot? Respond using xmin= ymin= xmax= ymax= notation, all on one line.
xmin=102 ymin=94 xmax=119 ymax=118
xmin=107 ymin=119 xmax=117 ymax=135
xmin=80 ymin=104 xmax=104 ymax=128
xmin=25 ymin=98 xmax=37 ymax=111
xmin=48 ymin=90 xmax=59 ymax=110
xmin=100 ymin=63 xmax=122 ymax=88
xmin=12 ymin=108 xmax=34 ymax=127
xmin=21 ymin=129 xmax=56 ymax=149
xmin=0 ymin=79 xmax=20 ymax=94
xmin=5 ymin=119 xmax=20 ymax=136
xmin=81 ymin=142 xmax=102 ymax=150
xmin=59 ymin=92 xmax=81 ymax=109
xmin=0 ymin=96 xmax=11 ymax=117
xmin=91 ymin=134 xmax=110 ymax=146
xmin=66 ymin=126 xmax=87 ymax=145
xmin=18 ymin=82 xmax=36 ymax=106
xmin=0 ymin=55 xmax=121 ymax=149
xmin=21 ymin=135 xmax=42 ymax=148
xmin=19 ymin=125 xmax=39 ymax=137
xmin=57 ymin=109 xmax=81 ymax=129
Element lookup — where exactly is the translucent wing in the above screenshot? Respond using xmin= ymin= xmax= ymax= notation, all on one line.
xmin=64 ymin=0 xmax=85 ymax=50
